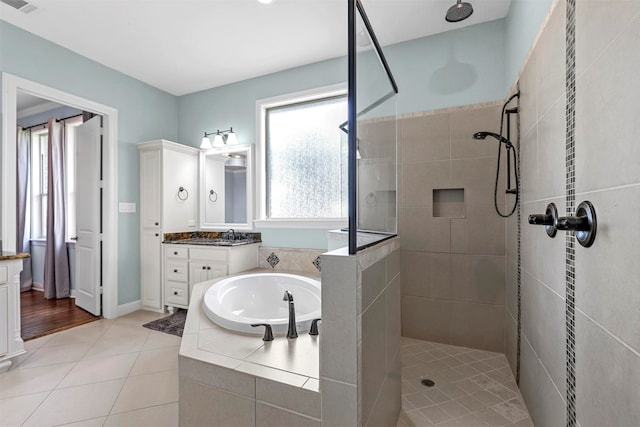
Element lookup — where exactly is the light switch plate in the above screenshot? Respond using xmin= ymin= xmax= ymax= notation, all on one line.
xmin=119 ymin=202 xmax=136 ymax=213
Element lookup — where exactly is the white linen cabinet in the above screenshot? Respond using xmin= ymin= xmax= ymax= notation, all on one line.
xmin=138 ymin=140 xmax=199 ymax=312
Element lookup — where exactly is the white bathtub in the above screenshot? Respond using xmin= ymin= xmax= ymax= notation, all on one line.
xmin=202 ymin=273 xmax=321 ymax=335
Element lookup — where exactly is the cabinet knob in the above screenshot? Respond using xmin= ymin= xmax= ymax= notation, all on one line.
xmin=202 ymin=266 xmax=206 ymax=270
xmin=174 ymin=291 xmax=178 ymax=296
xmin=155 ymin=222 xmax=159 ymax=226
xmin=173 ymin=269 xmax=178 ymax=273
xmin=174 ymin=251 xmax=178 ymax=255
xmin=207 ymin=266 xmax=211 ymax=270
xmin=155 ymin=233 xmax=159 ymax=237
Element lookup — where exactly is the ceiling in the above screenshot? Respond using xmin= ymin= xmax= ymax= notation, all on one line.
xmin=2 ymin=0 xmax=512 ymax=97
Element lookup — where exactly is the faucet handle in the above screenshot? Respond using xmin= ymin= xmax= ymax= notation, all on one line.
xmin=283 ymin=290 xmax=293 ymax=302
xmin=251 ymin=323 xmax=274 ymax=341
xmin=309 ymin=318 xmax=321 ymax=336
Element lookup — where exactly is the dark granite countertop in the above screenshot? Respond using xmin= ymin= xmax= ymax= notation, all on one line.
xmin=163 ymin=231 xmax=261 ymax=247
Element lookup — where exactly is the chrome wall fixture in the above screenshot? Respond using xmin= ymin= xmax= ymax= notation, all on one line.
xmin=528 ymin=201 xmax=597 ymax=248
xmin=201 ymin=127 xmax=238 ymax=149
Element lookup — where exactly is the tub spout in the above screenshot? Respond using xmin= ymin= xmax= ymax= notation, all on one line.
xmin=282 ymin=290 xmax=298 ymax=339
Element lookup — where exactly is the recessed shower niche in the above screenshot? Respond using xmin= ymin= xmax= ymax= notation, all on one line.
xmin=433 ymin=188 xmax=465 ymax=217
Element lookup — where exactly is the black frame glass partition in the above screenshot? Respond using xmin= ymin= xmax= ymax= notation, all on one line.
xmin=348 ymin=0 xmax=399 ymax=254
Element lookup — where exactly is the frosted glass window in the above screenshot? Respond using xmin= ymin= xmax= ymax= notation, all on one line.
xmin=266 ymin=96 xmax=347 ymax=218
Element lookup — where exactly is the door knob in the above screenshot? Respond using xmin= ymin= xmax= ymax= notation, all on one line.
xmin=173 ymin=269 xmax=178 ymax=273
xmin=528 ymin=203 xmax=558 ymax=238
xmin=556 ymin=201 xmax=597 ymax=248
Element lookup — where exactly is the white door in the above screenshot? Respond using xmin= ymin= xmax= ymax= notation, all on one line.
xmin=74 ymin=116 xmax=102 ymax=316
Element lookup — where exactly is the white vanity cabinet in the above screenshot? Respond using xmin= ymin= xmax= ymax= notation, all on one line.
xmin=138 ymin=140 xmax=199 ymax=312
xmin=163 ymin=243 xmax=258 ymax=310
xmin=0 ymin=257 xmax=26 ymax=371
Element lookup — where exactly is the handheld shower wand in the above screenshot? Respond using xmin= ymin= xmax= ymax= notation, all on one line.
xmin=472 ymin=91 xmax=520 ymax=217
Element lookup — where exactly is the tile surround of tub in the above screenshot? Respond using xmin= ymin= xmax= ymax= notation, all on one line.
xmin=258 ymin=247 xmax=323 ymax=274
xmin=320 ymin=238 xmax=401 ymax=426
xmin=179 ymin=277 xmax=323 ymax=427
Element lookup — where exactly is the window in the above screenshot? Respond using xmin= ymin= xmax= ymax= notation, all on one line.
xmin=257 ymin=85 xmax=348 ymax=227
xmin=30 ymin=116 xmax=80 ymax=241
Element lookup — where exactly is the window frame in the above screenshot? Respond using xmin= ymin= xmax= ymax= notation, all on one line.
xmin=28 ymin=115 xmax=82 ymax=242
xmin=254 ymin=83 xmax=348 ymax=229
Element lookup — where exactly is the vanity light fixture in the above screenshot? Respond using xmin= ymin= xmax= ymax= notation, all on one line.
xmin=201 ymin=127 xmax=238 ymax=149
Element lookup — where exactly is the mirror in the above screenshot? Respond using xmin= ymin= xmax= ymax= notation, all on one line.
xmin=199 ymin=145 xmax=253 ymax=230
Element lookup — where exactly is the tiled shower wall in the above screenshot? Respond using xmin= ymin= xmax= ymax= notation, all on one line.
xmin=507 ymin=0 xmax=640 ymax=425
xmin=398 ymin=103 xmax=509 ymax=353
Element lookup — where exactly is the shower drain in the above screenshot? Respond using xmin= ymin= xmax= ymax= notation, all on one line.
xmin=420 ymin=379 xmax=435 ymax=387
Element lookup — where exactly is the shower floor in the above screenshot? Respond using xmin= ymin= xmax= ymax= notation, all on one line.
xmin=398 ymin=337 xmax=533 ymax=427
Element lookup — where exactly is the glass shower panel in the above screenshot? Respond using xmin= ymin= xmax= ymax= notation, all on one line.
xmin=352 ymin=0 xmax=398 ymax=250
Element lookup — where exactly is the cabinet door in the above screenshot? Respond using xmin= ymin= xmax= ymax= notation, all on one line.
xmin=188 ymin=261 xmax=210 ymax=285
xmin=189 ymin=261 xmax=228 ymax=285
xmin=162 ymin=150 xmax=198 ymax=233
xmin=0 ymin=286 xmax=8 ymax=355
xmin=141 ymin=229 xmax=162 ymax=310
xmin=140 ymin=149 xmax=161 ymax=229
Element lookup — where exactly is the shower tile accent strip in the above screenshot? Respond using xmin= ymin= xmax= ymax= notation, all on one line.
xmin=516 ymin=81 xmax=522 ymax=386
xmin=565 ymin=0 xmax=577 ymax=425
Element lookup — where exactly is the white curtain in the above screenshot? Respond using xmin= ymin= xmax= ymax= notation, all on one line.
xmin=43 ymin=119 xmax=70 ymax=299
xmin=16 ymin=127 xmax=33 ymax=292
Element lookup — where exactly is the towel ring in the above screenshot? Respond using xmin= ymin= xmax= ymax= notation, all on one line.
xmin=178 ymin=187 xmax=189 ymax=201
xmin=209 ymin=190 xmax=218 ymax=203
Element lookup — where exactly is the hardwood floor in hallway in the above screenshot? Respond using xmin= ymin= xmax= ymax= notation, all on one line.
xmin=20 ymin=290 xmax=100 ymax=341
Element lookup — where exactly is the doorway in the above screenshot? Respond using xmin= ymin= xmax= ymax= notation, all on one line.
xmin=16 ymin=93 xmax=103 ymax=338
xmin=2 ymin=73 xmax=119 ymax=320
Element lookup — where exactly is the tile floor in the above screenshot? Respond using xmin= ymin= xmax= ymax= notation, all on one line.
xmin=0 ymin=312 xmax=533 ymax=427
xmin=398 ymin=337 xmax=533 ymax=427
xmin=0 ymin=310 xmax=179 ymax=427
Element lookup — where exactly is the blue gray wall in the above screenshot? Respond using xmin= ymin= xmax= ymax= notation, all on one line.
xmin=1 ymin=20 xmax=179 ymax=305
xmin=505 ymin=0 xmax=555 ymax=91
xmin=1 ymin=0 xmax=553 ymax=304
xmin=178 ymin=19 xmax=507 ymax=249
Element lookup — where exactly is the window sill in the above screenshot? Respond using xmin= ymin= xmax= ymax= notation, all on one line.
xmin=254 ymin=219 xmax=348 ymax=230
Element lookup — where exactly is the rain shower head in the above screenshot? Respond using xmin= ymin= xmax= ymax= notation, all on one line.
xmin=473 ymin=131 xmax=513 ymax=147
xmin=445 ymin=0 xmax=474 ymax=23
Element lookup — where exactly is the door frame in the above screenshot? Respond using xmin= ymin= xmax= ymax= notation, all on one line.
xmin=2 ymin=73 xmax=119 ymax=319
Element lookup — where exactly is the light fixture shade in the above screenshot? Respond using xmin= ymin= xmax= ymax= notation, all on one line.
xmin=200 ymin=136 xmax=212 ymax=150
xmin=213 ymin=133 xmax=225 ymax=147
xmin=226 ymin=130 xmax=238 ymax=145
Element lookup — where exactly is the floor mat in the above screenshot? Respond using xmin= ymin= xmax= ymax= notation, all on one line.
xmin=142 ymin=309 xmax=187 ymax=337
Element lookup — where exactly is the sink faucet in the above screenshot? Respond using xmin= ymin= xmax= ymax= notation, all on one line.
xmin=226 ymin=229 xmax=236 ymax=241
xmin=282 ymin=290 xmax=298 ymax=339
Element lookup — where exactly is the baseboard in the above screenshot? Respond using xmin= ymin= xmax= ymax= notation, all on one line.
xmin=117 ymin=299 xmax=142 ymax=317
xmin=31 ymin=282 xmax=44 ymax=292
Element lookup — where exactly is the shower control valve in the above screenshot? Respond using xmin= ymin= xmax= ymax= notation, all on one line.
xmin=528 ymin=203 xmax=558 ymax=238
xmin=556 ymin=201 xmax=597 ymax=248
